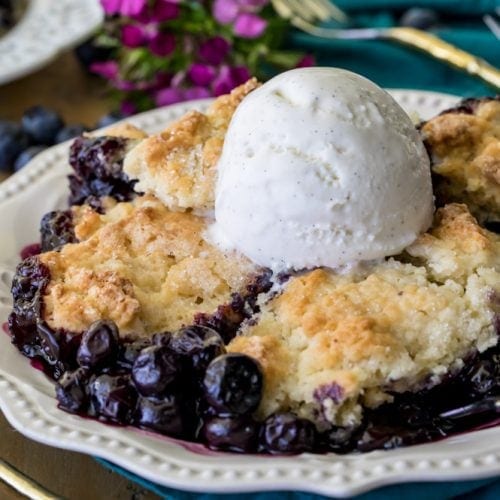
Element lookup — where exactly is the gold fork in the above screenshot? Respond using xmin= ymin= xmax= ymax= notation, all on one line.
xmin=271 ymin=0 xmax=500 ymax=91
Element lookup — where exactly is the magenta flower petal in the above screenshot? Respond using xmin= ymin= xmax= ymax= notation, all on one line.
xmin=230 ymin=66 xmax=251 ymax=84
xmin=152 ymin=0 xmax=180 ymax=22
xmin=188 ymin=63 xmax=216 ymax=86
xmin=121 ymin=24 xmax=146 ymax=47
xmin=213 ymin=0 xmax=239 ymax=24
xmin=149 ymin=32 xmax=176 ymax=56
xmin=120 ymin=100 xmax=137 ymax=116
xmin=212 ymin=66 xmax=233 ymax=96
xmin=100 ymin=0 xmax=121 ymax=15
xmin=238 ymin=0 xmax=269 ymax=9
xmin=184 ymin=87 xmax=212 ymax=101
xmin=233 ymin=12 xmax=267 ymax=38
xmin=199 ymin=36 xmax=230 ymax=65
xmin=119 ymin=0 xmax=147 ymax=16
xmin=296 ymin=54 xmax=315 ymax=68
xmin=90 ymin=61 xmax=119 ymax=80
xmin=155 ymin=87 xmax=185 ymax=106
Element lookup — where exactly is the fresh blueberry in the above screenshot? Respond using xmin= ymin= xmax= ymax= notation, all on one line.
xmin=74 ymin=39 xmax=113 ymax=70
xmin=55 ymin=124 xmax=87 ymax=144
xmin=76 ymin=320 xmax=119 ymax=369
xmin=400 ymin=8 xmax=439 ymax=30
xmin=13 ymin=145 xmax=47 ymax=171
xmin=0 ymin=124 xmax=30 ymax=171
xmin=40 ymin=210 xmax=76 ymax=252
xmin=201 ymin=415 xmax=259 ymax=452
xmin=96 ymin=111 xmax=124 ymax=129
xmin=132 ymin=345 xmax=179 ymax=396
xmin=203 ymin=353 xmax=263 ymax=415
xmin=261 ymin=413 xmax=317 ymax=454
xmin=135 ymin=394 xmax=185 ymax=436
xmin=56 ymin=367 xmax=89 ymax=413
xmin=88 ymin=373 xmax=137 ymax=422
xmin=21 ymin=106 xmax=64 ymax=145
xmin=169 ymin=325 xmax=225 ymax=374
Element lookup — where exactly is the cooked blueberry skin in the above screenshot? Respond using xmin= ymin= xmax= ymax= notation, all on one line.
xmin=117 ymin=338 xmax=152 ymax=369
xmin=21 ymin=106 xmax=64 ymax=145
xmin=88 ymin=374 xmax=137 ymax=423
xmin=203 ymin=353 xmax=263 ymax=415
xmin=201 ymin=416 xmax=259 ymax=453
xmin=76 ymin=320 xmax=119 ymax=369
xmin=56 ymin=367 xmax=90 ymax=413
xmin=261 ymin=413 xmax=317 ymax=454
xmin=135 ymin=394 xmax=185 ymax=437
xmin=169 ymin=325 xmax=226 ymax=374
xmin=132 ymin=345 xmax=180 ymax=396
xmin=40 ymin=210 xmax=77 ymax=252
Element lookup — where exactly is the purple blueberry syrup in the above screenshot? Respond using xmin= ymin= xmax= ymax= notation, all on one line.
xmin=7 ymin=251 xmax=500 ymax=455
xmin=68 ymin=136 xmax=138 ymax=212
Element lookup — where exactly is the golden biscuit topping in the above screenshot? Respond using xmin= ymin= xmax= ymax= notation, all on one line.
xmin=421 ymin=98 xmax=500 ymax=222
xmin=123 ymin=79 xmax=260 ymax=212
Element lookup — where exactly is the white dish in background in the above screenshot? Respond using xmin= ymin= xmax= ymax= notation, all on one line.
xmin=4 ymin=91 xmax=498 ymax=498
xmin=0 ymin=0 xmax=103 ymax=85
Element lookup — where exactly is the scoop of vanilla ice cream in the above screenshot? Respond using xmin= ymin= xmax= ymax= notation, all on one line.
xmin=210 ymin=68 xmax=434 ymax=270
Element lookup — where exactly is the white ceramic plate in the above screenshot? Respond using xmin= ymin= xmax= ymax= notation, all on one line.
xmin=5 ymin=90 xmax=500 ymax=498
xmin=0 ymin=0 xmax=103 ymax=85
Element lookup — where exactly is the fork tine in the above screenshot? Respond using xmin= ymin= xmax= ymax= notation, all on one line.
xmin=286 ymin=0 xmax=317 ymax=23
xmin=271 ymin=0 xmax=293 ymax=20
xmin=483 ymin=14 xmax=500 ymax=40
xmin=321 ymin=0 xmax=350 ymax=24
xmin=305 ymin=0 xmax=332 ymax=21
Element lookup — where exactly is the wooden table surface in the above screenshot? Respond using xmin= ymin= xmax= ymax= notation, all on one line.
xmin=0 ymin=51 xmax=161 ymax=500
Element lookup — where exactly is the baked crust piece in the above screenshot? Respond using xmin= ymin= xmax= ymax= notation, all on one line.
xmin=40 ymin=195 xmax=258 ymax=337
xmin=228 ymin=204 xmax=500 ymax=428
xmin=420 ymin=98 xmax=500 ymax=222
xmin=123 ymin=78 xmax=260 ymax=213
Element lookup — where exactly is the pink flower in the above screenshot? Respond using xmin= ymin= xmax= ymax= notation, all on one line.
xmin=149 ymin=32 xmax=176 ymax=56
xmin=296 ymin=54 xmax=315 ymax=68
xmin=120 ymin=100 xmax=137 ymax=115
xmin=199 ymin=36 xmax=230 ymax=65
xmin=234 ymin=13 xmax=267 ymax=38
xmin=212 ymin=65 xmax=251 ymax=96
xmin=152 ymin=0 xmax=180 ymax=22
xmin=213 ymin=0 xmax=268 ymax=38
xmin=90 ymin=60 xmax=119 ymax=80
xmin=155 ymin=87 xmax=185 ymax=106
xmin=101 ymin=0 xmax=147 ymax=17
xmin=121 ymin=24 xmax=146 ymax=47
xmin=184 ymin=87 xmax=212 ymax=100
xmin=188 ymin=63 xmax=216 ymax=86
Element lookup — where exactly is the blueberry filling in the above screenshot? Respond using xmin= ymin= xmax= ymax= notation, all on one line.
xmin=40 ymin=210 xmax=77 ymax=252
xmin=8 ymin=256 xmax=500 ymax=454
xmin=68 ymin=136 xmax=138 ymax=212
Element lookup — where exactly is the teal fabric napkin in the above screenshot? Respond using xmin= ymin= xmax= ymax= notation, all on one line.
xmin=287 ymin=0 xmax=500 ymax=96
xmin=95 ymin=1 xmax=500 ymax=497
xmin=96 ymin=457 xmax=500 ymax=500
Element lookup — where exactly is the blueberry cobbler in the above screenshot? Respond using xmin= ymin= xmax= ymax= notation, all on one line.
xmin=7 ymin=68 xmax=500 ymax=455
